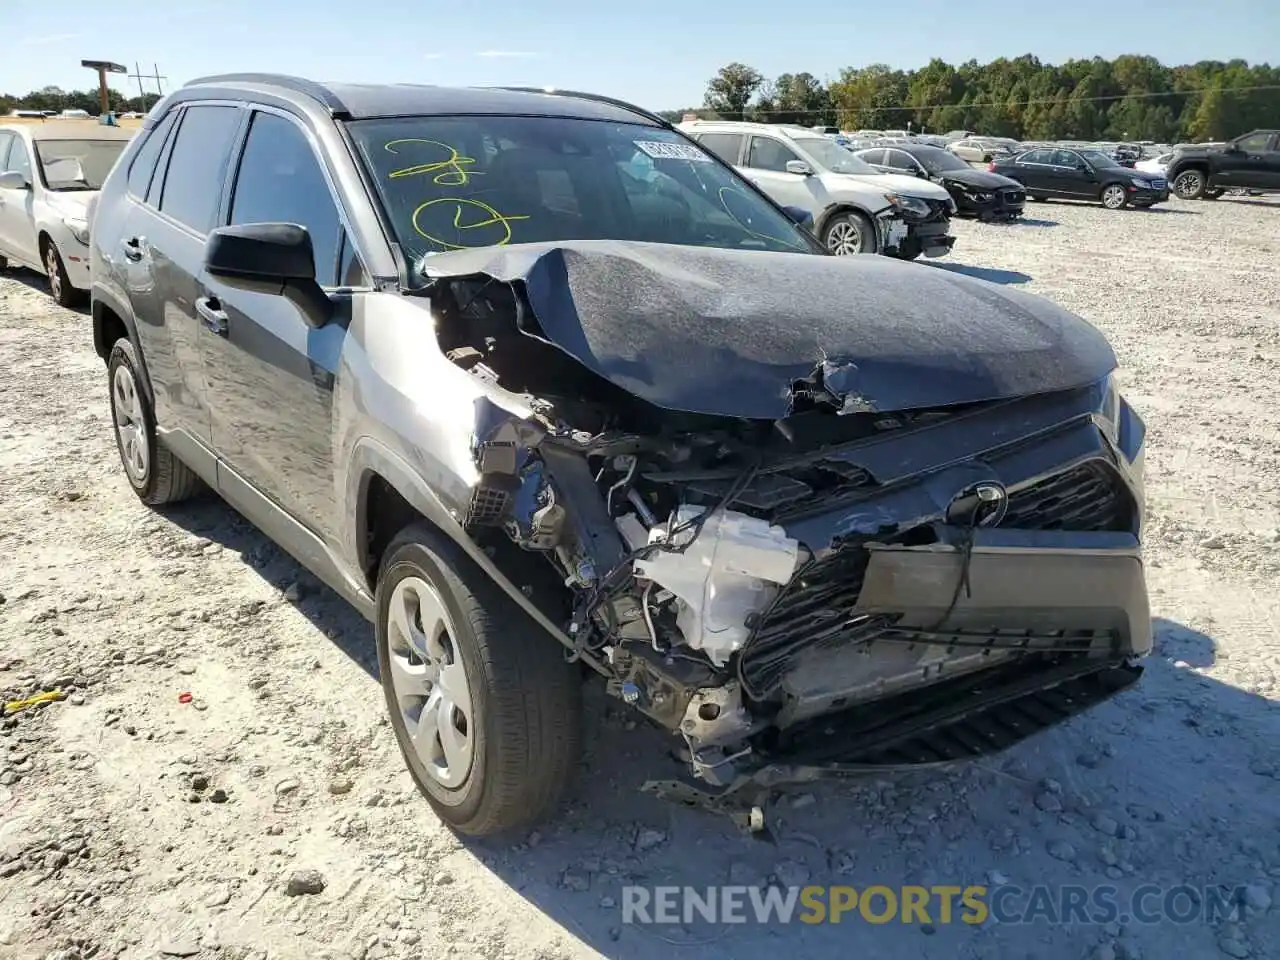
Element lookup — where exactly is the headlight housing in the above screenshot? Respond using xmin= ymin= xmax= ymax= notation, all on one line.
xmin=969 ymin=191 xmax=994 ymax=202
xmin=64 ymin=217 xmax=90 ymax=245
xmin=884 ymin=194 xmax=931 ymax=217
xmin=1129 ymin=177 xmax=1151 ymax=189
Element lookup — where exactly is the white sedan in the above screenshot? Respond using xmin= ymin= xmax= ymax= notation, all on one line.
xmin=0 ymin=121 xmax=134 ymax=307
xmin=1134 ymin=153 xmax=1172 ymax=177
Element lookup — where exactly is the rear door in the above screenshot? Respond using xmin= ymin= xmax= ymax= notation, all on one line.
xmin=1006 ymin=150 xmax=1053 ymax=193
xmin=1049 ymin=150 xmax=1096 ymax=197
xmin=125 ymin=102 xmax=245 ymax=447
xmin=198 ymin=107 xmax=369 ymax=542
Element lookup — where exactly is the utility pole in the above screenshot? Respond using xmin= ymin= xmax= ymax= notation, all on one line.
xmin=81 ymin=59 xmax=127 ymax=115
xmin=128 ymin=62 xmax=149 ymax=103
xmin=150 ymin=64 xmax=168 ymax=96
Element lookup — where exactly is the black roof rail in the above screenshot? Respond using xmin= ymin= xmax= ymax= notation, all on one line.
xmin=493 ymin=86 xmax=671 ymax=128
xmin=183 ymin=73 xmax=350 ymax=116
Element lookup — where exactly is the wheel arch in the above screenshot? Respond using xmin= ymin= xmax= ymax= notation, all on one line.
xmin=348 ymin=436 xmax=588 ymax=665
xmin=92 ymin=289 xmax=156 ymax=405
xmin=814 ymin=202 xmax=882 ymax=246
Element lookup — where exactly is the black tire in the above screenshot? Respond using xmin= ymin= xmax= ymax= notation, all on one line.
xmin=820 ymin=210 xmax=876 ymax=256
xmin=1173 ymin=168 xmax=1207 ymax=200
xmin=1100 ymin=182 xmax=1130 ymax=210
xmin=376 ymin=523 xmax=582 ymax=837
xmin=43 ymin=240 xmax=87 ymax=309
xmin=107 ymin=338 xmax=203 ymax=505
xmin=0 ymin=254 xmax=8 ymax=270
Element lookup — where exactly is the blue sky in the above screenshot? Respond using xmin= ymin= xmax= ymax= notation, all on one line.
xmin=6 ymin=0 xmax=1276 ymax=109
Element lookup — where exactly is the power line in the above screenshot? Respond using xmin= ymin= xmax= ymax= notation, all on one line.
xmin=687 ymin=82 xmax=1280 ymax=118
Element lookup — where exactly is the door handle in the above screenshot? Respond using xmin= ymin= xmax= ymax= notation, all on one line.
xmin=122 ymin=236 xmax=145 ymax=262
xmin=195 ymin=296 xmax=229 ymax=337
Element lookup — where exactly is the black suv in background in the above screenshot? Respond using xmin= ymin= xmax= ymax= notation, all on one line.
xmin=990 ymin=147 xmax=1169 ymax=210
xmin=1167 ymin=130 xmax=1280 ymax=199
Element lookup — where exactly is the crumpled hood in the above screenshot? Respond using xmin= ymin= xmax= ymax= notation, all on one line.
xmin=937 ymin=168 xmax=1023 ymax=191
xmin=42 ymin=191 xmax=93 ymax=219
xmin=840 ymin=170 xmax=952 ymax=202
xmin=420 ymin=240 xmax=1116 ymax=420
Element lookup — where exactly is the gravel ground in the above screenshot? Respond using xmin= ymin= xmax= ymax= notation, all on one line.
xmin=2 ymin=195 xmax=1279 ymax=960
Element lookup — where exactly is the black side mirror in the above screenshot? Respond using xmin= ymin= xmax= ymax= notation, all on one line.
xmin=781 ymin=204 xmax=813 ymax=228
xmin=204 ymin=223 xmax=332 ymax=328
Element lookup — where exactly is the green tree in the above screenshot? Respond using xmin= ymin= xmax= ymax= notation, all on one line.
xmin=704 ymin=63 xmax=765 ymax=120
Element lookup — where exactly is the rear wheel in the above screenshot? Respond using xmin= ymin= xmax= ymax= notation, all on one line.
xmin=376 ymin=524 xmax=582 ymax=837
xmin=821 ymin=211 xmax=876 ymax=256
xmin=107 ymin=339 xmax=203 ymax=505
xmin=1100 ymin=183 xmax=1129 ymax=210
xmin=1173 ymin=169 xmax=1207 ymax=200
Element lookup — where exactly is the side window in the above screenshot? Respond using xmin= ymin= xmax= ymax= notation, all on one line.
xmin=884 ymin=150 xmax=914 ymax=171
xmin=0 ymin=133 xmax=13 ymax=171
xmin=158 ymin=104 xmax=243 ymax=234
xmin=695 ymin=133 xmax=744 ymax=165
xmin=6 ymin=138 xmax=32 ymax=184
xmin=747 ymin=137 xmax=801 ymax=173
xmin=1021 ymin=150 xmax=1048 ymax=164
xmin=858 ymin=148 xmax=885 ymax=165
xmin=127 ymin=110 xmax=178 ymax=199
xmin=229 ymin=111 xmax=342 ymax=285
xmin=1235 ymin=132 xmax=1272 ymax=153
xmin=1051 ymin=150 xmax=1079 ymax=167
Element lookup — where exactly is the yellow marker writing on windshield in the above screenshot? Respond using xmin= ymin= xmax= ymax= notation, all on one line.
xmin=384 ymin=139 xmax=481 ymax=187
xmin=412 ymin=197 xmax=530 ymax=250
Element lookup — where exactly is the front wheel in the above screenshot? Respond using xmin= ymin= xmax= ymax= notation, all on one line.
xmin=821 ymin=211 xmax=876 ymax=256
xmin=1100 ymin=183 xmax=1129 ymax=210
xmin=1173 ymin=169 xmax=1207 ymax=200
xmin=44 ymin=241 xmax=86 ymax=308
xmin=376 ymin=524 xmax=582 ymax=837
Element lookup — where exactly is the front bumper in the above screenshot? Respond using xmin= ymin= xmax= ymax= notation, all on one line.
xmin=956 ymin=189 xmax=1026 ymax=220
xmin=1128 ymin=185 xmax=1169 ymax=206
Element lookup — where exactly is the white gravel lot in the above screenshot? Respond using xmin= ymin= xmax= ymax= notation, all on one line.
xmin=2 ymin=195 xmax=1279 ymax=960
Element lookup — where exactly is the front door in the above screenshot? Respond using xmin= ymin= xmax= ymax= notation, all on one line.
xmin=738 ymin=135 xmax=824 ymax=219
xmin=0 ymin=134 xmax=41 ymax=266
xmin=1216 ymin=132 xmax=1278 ymax=188
xmin=198 ymin=107 xmax=362 ymax=543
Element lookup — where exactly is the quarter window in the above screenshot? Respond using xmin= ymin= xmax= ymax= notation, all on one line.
xmin=229 ymin=111 xmax=343 ymax=285
xmin=158 ymin=105 xmax=243 ymax=234
xmin=4 ymin=138 xmax=33 ymax=184
xmin=0 ymin=133 xmax=13 ymax=172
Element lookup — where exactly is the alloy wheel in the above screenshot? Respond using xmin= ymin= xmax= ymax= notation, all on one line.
xmin=1102 ymin=185 xmax=1126 ymax=209
xmin=45 ymin=247 xmax=63 ymax=303
xmin=112 ymin=364 xmax=149 ymax=483
xmin=826 ymin=220 xmax=864 ymax=255
xmin=1175 ymin=171 xmax=1202 ymax=199
xmin=386 ymin=576 xmax=475 ymax=789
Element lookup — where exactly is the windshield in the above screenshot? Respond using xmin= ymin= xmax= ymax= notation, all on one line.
xmin=1080 ymin=150 xmax=1121 ymax=168
xmin=34 ymin=139 xmax=127 ymax=191
xmin=348 ymin=116 xmax=820 ymax=266
xmin=915 ymin=148 xmax=970 ymax=174
xmin=792 ymin=137 xmax=878 ymax=175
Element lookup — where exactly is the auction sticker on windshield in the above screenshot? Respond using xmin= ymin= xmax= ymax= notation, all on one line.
xmin=633 ymin=140 xmax=713 ymax=162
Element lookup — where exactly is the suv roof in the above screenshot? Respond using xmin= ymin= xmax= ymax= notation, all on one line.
xmin=177 ymin=73 xmax=669 ymax=127
xmin=680 ymin=120 xmax=828 ymax=138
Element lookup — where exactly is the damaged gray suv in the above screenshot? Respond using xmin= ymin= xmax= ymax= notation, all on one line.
xmin=90 ymin=74 xmax=1152 ymax=837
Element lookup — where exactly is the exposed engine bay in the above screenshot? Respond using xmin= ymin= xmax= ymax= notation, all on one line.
xmin=416 ymin=241 xmax=1152 ymax=819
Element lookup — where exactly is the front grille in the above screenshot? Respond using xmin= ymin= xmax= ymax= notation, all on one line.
xmin=740 ymin=459 xmax=1135 ymax=695
xmin=689 ymin=460 xmax=876 ymax=522
xmin=1002 ymin=189 xmax=1025 ymax=205
xmin=1149 ymin=178 xmax=1167 ymax=190
xmin=1002 ymin=461 xmax=1133 ymax=531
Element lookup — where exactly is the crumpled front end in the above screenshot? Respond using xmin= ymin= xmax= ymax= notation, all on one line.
xmin=412 ymin=240 xmax=1150 ymax=805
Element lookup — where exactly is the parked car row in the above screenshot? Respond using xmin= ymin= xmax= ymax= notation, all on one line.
xmin=681 ymin=120 xmax=958 ymax=258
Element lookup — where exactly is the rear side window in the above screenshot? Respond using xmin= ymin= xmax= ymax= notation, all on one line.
xmin=127 ymin=111 xmax=178 ymax=198
xmin=1020 ymin=150 xmax=1048 ymax=164
xmin=696 ymin=132 xmax=744 ymax=165
xmin=228 ymin=111 xmax=342 ymax=285
xmin=158 ymin=104 xmax=242 ymax=234
xmin=0 ymin=133 xmax=12 ymax=170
